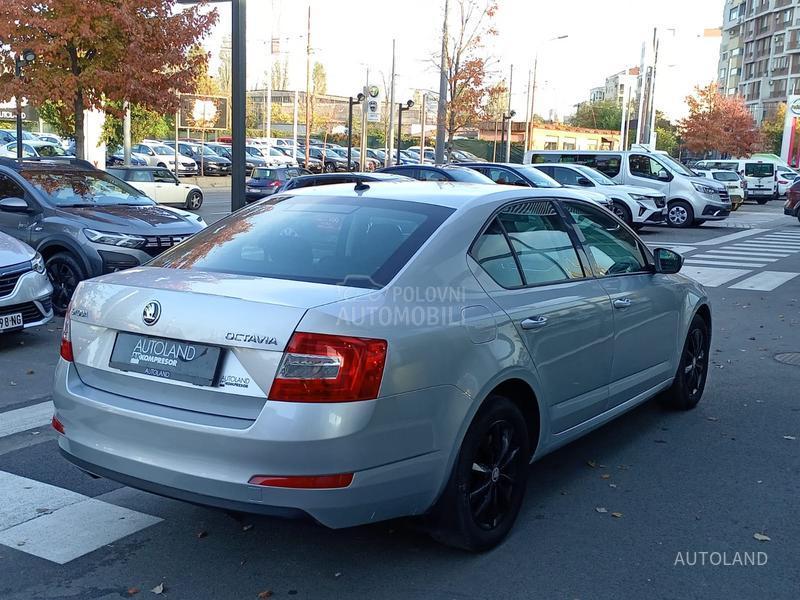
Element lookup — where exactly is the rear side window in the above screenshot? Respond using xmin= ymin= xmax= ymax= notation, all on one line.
xmin=150 ymin=197 xmax=454 ymax=289
xmin=745 ymin=163 xmax=774 ymax=177
xmin=471 ymin=219 xmax=524 ymax=288
xmin=712 ymin=171 xmax=740 ymax=182
xmin=418 ymin=169 xmax=449 ymax=181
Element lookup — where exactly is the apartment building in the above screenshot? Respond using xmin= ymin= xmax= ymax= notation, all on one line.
xmin=719 ymin=0 xmax=800 ymax=123
xmin=586 ymin=68 xmax=640 ymax=104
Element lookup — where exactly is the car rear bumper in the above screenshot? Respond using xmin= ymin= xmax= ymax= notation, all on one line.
xmin=52 ymin=360 xmax=466 ymax=528
xmin=785 ymin=206 xmax=798 ymax=216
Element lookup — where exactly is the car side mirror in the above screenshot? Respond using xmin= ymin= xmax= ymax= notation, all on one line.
xmin=657 ymin=170 xmax=671 ymax=181
xmin=653 ymin=248 xmax=683 ymax=274
xmin=576 ymin=177 xmax=593 ymax=187
xmin=0 ymin=197 xmax=29 ymax=213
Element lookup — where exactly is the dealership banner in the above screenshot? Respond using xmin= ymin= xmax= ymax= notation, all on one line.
xmin=0 ymin=101 xmax=39 ymax=122
xmin=178 ymin=94 xmax=229 ymax=131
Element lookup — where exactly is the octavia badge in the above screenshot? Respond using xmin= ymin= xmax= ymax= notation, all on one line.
xmin=142 ymin=300 xmax=161 ymax=326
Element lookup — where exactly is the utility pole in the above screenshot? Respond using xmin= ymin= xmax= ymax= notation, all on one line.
xmin=386 ymin=39 xmax=397 ymax=167
xmin=231 ymin=0 xmax=247 ymax=212
xmin=434 ymin=0 xmax=449 ymax=164
xmin=523 ymin=68 xmax=531 ymax=152
xmin=635 ymin=40 xmax=648 ymax=145
xmin=305 ymin=5 xmax=311 ymax=165
xmin=619 ymin=83 xmax=629 ymax=151
xmin=123 ymin=101 xmax=131 ymax=166
xmin=528 ymin=55 xmax=538 ymax=152
xmin=419 ymin=93 xmax=427 ymax=164
xmin=647 ymin=33 xmax=660 ymax=148
xmin=360 ymin=68 xmax=369 ymax=169
xmin=266 ymin=38 xmax=273 ymax=151
xmin=505 ymin=64 xmax=513 ymax=162
xmin=292 ymin=89 xmax=299 ymax=150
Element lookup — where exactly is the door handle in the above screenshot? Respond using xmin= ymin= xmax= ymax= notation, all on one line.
xmin=520 ymin=316 xmax=548 ymax=330
xmin=613 ymin=298 xmax=632 ymax=309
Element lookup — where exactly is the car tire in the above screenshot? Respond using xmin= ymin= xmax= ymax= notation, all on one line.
xmin=757 ymin=198 xmax=769 ymax=205
xmin=666 ymin=200 xmax=694 ymax=228
xmin=185 ymin=190 xmax=203 ymax=210
xmin=324 ymin=162 xmax=335 ymax=173
xmin=610 ymin=201 xmax=633 ymax=227
xmin=46 ymin=252 xmax=86 ymax=316
xmin=660 ymin=313 xmax=709 ymax=411
xmin=428 ymin=395 xmax=530 ymax=552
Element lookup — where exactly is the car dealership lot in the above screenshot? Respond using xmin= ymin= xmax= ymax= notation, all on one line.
xmin=1 ymin=203 xmax=798 ymax=599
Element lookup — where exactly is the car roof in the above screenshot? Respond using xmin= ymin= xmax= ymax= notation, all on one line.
xmin=106 ymin=166 xmax=165 ymax=171
xmin=281 ymin=180 xmax=600 ymax=211
xmin=0 ymin=157 xmax=95 ymax=171
xmin=460 ymin=162 xmax=531 ymax=169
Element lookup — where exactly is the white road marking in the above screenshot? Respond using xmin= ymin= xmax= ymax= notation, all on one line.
xmin=705 ymin=249 xmax=792 ymax=257
xmin=729 ymin=271 xmax=800 ymax=291
xmin=693 ymin=229 xmax=768 ymax=246
xmin=685 ymin=259 xmax=768 ymax=268
xmin=681 ymin=266 xmax=751 ymax=287
xmin=762 ymin=234 xmax=800 ymax=239
xmin=694 ymin=253 xmax=778 ymax=263
xmin=0 ymin=401 xmax=54 ymax=438
xmin=729 ymin=242 xmax=800 ymax=249
xmin=0 ymin=470 xmax=161 ymax=564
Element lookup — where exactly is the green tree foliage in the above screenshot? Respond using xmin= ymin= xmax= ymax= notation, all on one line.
xmin=570 ymin=100 xmax=622 ymax=130
xmin=760 ymin=103 xmax=785 ymax=155
xmin=38 ymin=101 xmax=74 ymax=138
xmin=101 ymin=102 xmax=171 ymax=148
xmin=654 ymin=111 xmax=680 ymax=156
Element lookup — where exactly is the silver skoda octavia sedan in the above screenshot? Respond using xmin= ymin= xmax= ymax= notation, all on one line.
xmin=53 ymin=182 xmax=711 ymax=551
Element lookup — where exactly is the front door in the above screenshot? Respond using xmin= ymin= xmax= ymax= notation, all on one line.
xmin=563 ymin=201 xmax=681 ymax=408
xmin=0 ymin=173 xmax=35 ymax=244
xmin=125 ymin=169 xmax=156 ymax=201
xmin=470 ymin=199 xmax=614 ymax=434
xmin=627 ymin=153 xmax=672 ymax=198
xmin=152 ymin=168 xmax=180 ymax=204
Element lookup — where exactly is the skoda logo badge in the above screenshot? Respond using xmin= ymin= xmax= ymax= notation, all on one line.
xmin=142 ymin=301 xmax=161 ymax=326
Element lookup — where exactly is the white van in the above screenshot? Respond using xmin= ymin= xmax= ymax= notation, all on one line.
xmin=525 ymin=150 xmax=731 ymax=228
xmin=694 ymin=159 xmax=778 ymax=203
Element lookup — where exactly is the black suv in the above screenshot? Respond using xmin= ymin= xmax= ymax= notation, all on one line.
xmin=0 ymin=158 xmax=205 ymax=313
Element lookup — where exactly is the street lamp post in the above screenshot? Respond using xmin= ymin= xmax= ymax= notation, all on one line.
xmin=347 ymin=93 xmax=364 ymax=171
xmin=397 ymin=100 xmax=414 ymax=165
xmin=14 ymin=49 xmax=35 ymax=159
xmin=501 ymin=110 xmax=515 ymax=161
xmin=526 ymin=34 xmax=568 ymax=152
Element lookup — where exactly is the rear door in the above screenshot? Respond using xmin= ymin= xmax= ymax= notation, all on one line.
xmin=743 ymin=162 xmax=776 ymax=197
xmin=627 ymin=153 xmax=672 ymax=197
xmin=564 ymin=201 xmax=681 ymax=407
xmin=470 ymin=199 xmax=614 ymax=434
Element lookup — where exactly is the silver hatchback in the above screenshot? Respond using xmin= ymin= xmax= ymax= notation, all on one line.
xmin=53 ymin=182 xmax=711 ymax=550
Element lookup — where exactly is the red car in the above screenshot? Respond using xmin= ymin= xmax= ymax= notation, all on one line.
xmin=784 ymin=179 xmax=800 ymax=222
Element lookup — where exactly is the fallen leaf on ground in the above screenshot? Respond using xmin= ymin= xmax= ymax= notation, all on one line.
xmin=242 ymin=524 xmax=254 ymax=532
xmin=150 ymin=583 xmax=165 ymax=595
xmin=600 ymin=474 xmax=610 ymax=480
xmin=609 ymin=483 xmax=617 ymax=488
xmin=586 ymin=460 xmax=597 ymax=468
xmin=595 ymin=507 xmax=608 ymax=513
xmin=26 ymin=370 xmax=34 ymax=375
xmin=334 ymin=572 xmax=342 ymax=578
xmin=611 ymin=512 xmax=623 ymax=518
xmin=258 ymin=591 xmax=273 ymax=599
xmin=707 ymin=417 xmax=719 ymax=421
xmin=753 ymin=533 xmax=771 ymax=542
xmin=9 ymin=381 xmax=16 ymax=386
xmin=783 ymin=435 xmax=796 ymax=440
xmin=197 ymin=530 xmax=208 ymax=539
xmin=128 ymin=587 xmax=140 ymax=596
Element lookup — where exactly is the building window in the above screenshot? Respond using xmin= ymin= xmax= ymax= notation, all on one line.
xmin=561 ymin=138 xmax=576 ymax=151
xmin=731 ymin=47 xmax=741 ymax=56
xmin=731 ymin=67 xmax=739 ymax=76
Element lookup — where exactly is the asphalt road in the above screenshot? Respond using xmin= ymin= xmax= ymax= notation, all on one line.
xmin=1 ymin=199 xmax=798 ymax=600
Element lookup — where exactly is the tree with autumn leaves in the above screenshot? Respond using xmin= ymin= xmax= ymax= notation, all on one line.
xmin=679 ymin=84 xmax=759 ymax=158
xmin=0 ymin=0 xmax=217 ymax=159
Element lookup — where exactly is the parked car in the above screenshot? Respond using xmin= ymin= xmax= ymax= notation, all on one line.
xmin=34 ymin=133 xmax=64 ymax=147
xmin=107 ymin=167 xmax=205 ymax=210
xmin=0 ymin=157 xmax=206 ymax=314
xmin=52 ymin=181 xmax=711 ymax=552
xmin=106 ymin=146 xmax=148 ymax=167
xmin=695 ymin=170 xmax=744 ymax=211
xmin=459 ymin=162 xmax=616 ymax=212
xmin=333 ymin=148 xmax=378 ymax=172
xmin=526 ymin=150 xmax=731 ymax=228
xmin=308 ymin=147 xmax=349 ymax=173
xmin=0 ymin=140 xmax=72 ymax=158
xmin=163 ymin=141 xmax=232 ymax=176
xmin=526 ymin=163 xmax=667 ymax=227
xmin=0 ymin=129 xmax=39 ymax=142
xmin=694 ymin=158 xmax=776 ymax=203
xmin=0 ymin=231 xmax=53 ymax=333
xmin=377 ymin=164 xmax=496 ymax=183
xmin=279 ymin=147 xmax=324 ymax=173
xmin=277 ymin=171 xmax=413 ymax=193
xmin=245 ymin=166 xmax=311 ymax=202
xmin=205 ymin=143 xmax=268 ymax=176
xmin=263 ymin=146 xmax=298 ymax=167
xmin=131 ymin=141 xmax=198 ymax=176
xmin=449 ymin=149 xmax=486 ymax=163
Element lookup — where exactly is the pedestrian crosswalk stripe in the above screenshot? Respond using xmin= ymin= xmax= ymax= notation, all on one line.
xmin=706 ymin=249 xmax=792 ymax=257
xmin=729 ymin=271 xmax=800 ymax=291
xmin=685 ymin=259 xmax=768 ymax=268
xmin=0 ymin=470 xmax=161 ymax=564
xmin=735 ymin=239 xmax=800 ymax=246
xmin=694 ymin=253 xmax=778 ymax=263
xmin=729 ymin=243 xmax=800 ymax=251
xmin=0 ymin=401 xmax=53 ymax=438
xmin=693 ymin=229 xmax=767 ymax=246
xmin=763 ymin=234 xmax=800 ymax=239
xmin=681 ymin=266 xmax=751 ymax=287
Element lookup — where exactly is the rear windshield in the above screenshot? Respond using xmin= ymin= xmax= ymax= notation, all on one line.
xmin=149 ymin=196 xmax=454 ymax=289
xmin=251 ymin=168 xmax=283 ymax=179
xmin=712 ymin=171 xmax=740 ymax=182
xmin=745 ymin=163 xmax=774 ymax=177
xmin=447 ymin=168 xmax=495 ymax=184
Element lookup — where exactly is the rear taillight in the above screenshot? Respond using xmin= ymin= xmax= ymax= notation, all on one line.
xmin=60 ymin=313 xmax=74 ymax=362
xmin=51 ymin=415 xmax=65 ymax=434
xmin=268 ymin=332 xmax=387 ymax=402
xmin=248 ymin=473 xmax=353 ymax=489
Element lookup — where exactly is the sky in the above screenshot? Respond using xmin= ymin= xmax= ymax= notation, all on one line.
xmin=203 ymin=0 xmax=725 ymax=122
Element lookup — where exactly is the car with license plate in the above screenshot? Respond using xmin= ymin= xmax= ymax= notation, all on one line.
xmin=53 ymin=181 xmax=711 ymax=551
xmin=695 ymin=169 xmax=744 ymax=211
xmin=107 ymin=167 xmax=204 ymax=210
xmin=131 ymin=141 xmax=198 ymax=176
xmin=0 ymin=157 xmax=206 ymax=315
xmin=0 ymin=231 xmax=53 ymax=333
xmin=245 ymin=166 xmax=311 ymax=202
